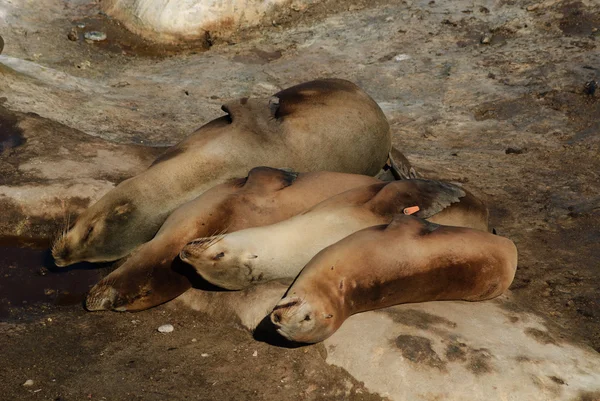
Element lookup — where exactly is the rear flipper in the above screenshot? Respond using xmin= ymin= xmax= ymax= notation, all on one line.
xmin=376 ymin=146 xmax=419 ymax=181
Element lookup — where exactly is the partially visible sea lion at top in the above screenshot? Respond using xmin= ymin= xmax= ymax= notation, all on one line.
xmin=180 ymin=179 xmax=489 ymax=290
xmin=52 ymin=78 xmax=397 ymax=267
xmin=85 ymin=167 xmax=384 ymax=312
xmin=270 ymin=215 xmax=518 ymax=343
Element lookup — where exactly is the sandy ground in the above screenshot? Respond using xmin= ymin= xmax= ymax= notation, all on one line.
xmin=0 ymin=0 xmax=599 ymax=399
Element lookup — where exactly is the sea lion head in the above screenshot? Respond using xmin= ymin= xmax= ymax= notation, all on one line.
xmin=52 ymin=196 xmax=138 ymax=267
xmin=270 ymin=294 xmax=338 ymax=343
xmin=179 ymin=233 xmax=260 ymax=290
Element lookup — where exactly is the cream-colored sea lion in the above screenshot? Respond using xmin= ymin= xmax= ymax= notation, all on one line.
xmin=85 ymin=167 xmax=383 ymax=311
xmin=53 ymin=78 xmax=395 ymax=267
xmin=270 ymin=215 xmax=518 ymax=343
xmin=180 ymin=179 xmax=489 ymax=290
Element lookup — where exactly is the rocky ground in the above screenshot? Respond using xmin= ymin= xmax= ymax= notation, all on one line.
xmin=0 ymin=0 xmax=599 ymax=400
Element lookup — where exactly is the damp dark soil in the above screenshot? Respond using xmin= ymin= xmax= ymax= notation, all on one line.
xmin=1 ymin=0 xmax=600 ymax=399
xmin=0 ymin=240 xmax=381 ymax=401
xmin=67 ymin=16 xmax=210 ymax=58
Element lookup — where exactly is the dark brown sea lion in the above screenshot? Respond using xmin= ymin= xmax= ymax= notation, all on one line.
xmin=180 ymin=179 xmax=488 ymax=290
xmin=270 ymin=215 xmax=518 ymax=343
xmin=53 ymin=79 xmax=395 ymax=267
xmin=85 ymin=167 xmax=383 ymax=311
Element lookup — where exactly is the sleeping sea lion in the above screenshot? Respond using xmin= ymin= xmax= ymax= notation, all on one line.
xmin=270 ymin=215 xmax=518 ymax=343
xmin=180 ymin=179 xmax=489 ymax=290
xmin=52 ymin=79 xmax=395 ymax=267
xmin=85 ymin=167 xmax=383 ymax=311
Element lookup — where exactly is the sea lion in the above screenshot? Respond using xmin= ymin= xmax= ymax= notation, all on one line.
xmin=270 ymin=215 xmax=518 ymax=343
xmin=85 ymin=167 xmax=383 ymax=311
xmin=180 ymin=179 xmax=489 ymax=290
xmin=52 ymin=78 xmax=395 ymax=267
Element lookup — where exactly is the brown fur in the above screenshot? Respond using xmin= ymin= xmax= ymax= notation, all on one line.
xmin=271 ymin=215 xmax=518 ymax=343
xmin=181 ymin=179 xmax=489 ymax=291
xmin=85 ymin=168 xmax=382 ymax=311
xmin=53 ymin=79 xmax=393 ymax=267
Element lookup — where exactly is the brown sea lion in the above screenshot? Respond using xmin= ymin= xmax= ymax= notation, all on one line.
xmin=52 ymin=78 xmax=395 ymax=267
xmin=85 ymin=167 xmax=383 ymax=311
xmin=270 ymin=215 xmax=518 ymax=343
xmin=180 ymin=179 xmax=488 ymax=290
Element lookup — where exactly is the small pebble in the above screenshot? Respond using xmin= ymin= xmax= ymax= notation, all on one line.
xmin=201 ymin=353 xmax=209 ymax=357
xmin=191 ymin=338 xmax=197 ymax=342
xmin=505 ymin=147 xmax=525 ymax=155
xmin=84 ymin=31 xmax=107 ymax=42
xmin=77 ymin=23 xmax=86 ymax=29
xmin=67 ymin=29 xmax=78 ymax=41
xmin=394 ymin=54 xmax=411 ymax=62
xmin=252 ymin=350 xmax=258 ymax=357
xmin=23 ymin=380 xmax=34 ymax=387
xmin=584 ymin=80 xmax=597 ymax=96
xmin=481 ymin=35 xmax=492 ymax=44
xmin=157 ymin=324 xmax=174 ymax=333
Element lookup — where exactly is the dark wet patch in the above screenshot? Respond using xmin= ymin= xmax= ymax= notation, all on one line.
xmin=467 ymin=348 xmax=494 ymax=375
xmin=0 ymin=108 xmax=25 ymax=154
xmin=549 ymin=376 xmax=566 ymax=385
xmin=69 ymin=16 xmax=209 ymax=58
xmin=574 ymin=391 xmax=600 ymax=401
xmin=384 ymin=308 xmax=457 ymax=330
xmin=445 ymin=340 xmax=467 ymax=362
xmin=0 ymin=198 xmax=62 ymax=240
xmin=445 ymin=339 xmax=494 ymax=374
xmin=0 ymin=239 xmax=104 ymax=319
xmin=232 ymin=48 xmax=283 ymax=65
xmin=473 ymin=96 xmax=535 ymax=121
xmin=524 ymin=327 xmax=559 ymax=345
xmin=393 ymin=335 xmax=446 ymax=370
xmin=558 ymin=2 xmax=600 ymax=37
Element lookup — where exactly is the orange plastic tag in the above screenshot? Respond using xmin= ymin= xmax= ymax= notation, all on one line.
xmin=403 ymin=206 xmax=420 ymax=215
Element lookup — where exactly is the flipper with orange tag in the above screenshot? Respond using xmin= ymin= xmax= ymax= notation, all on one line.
xmin=403 ymin=206 xmax=420 ymax=215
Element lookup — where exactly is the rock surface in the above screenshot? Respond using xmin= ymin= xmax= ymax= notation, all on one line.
xmin=101 ymin=0 xmax=323 ymax=44
xmin=0 ymin=0 xmax=599 ymax=400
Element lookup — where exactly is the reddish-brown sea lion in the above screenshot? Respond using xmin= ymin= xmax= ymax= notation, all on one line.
xmin=52 ymin=78 xmax=396 ymax=267
xmin=270 ymin=215 xmax=518 ymax=343
xmin=85 ymin=167 xmax=383 ymax=311
xmin=180 ymin=179 xmax=489 ymax=290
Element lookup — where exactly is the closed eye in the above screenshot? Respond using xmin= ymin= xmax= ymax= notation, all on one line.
xmin=82 ymin=226 xmax=94 ymax=242
xmin=214 ymin=252 xmax=225 ymax=260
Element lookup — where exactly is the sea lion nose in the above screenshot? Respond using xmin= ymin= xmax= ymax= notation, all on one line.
xmin=270 ymin=311 xmax=282 ymax=326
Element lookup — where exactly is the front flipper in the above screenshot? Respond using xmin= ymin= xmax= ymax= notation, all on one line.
xmin=376 ymin=146 xmax=419 ymax=181
xmin=86 ymin=251 xmax=192 ymax=312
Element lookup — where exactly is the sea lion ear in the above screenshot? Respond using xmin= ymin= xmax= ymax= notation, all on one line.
xmin=411 ymin=180 xmax=466 ymax=219
xmin=244 ymin=167 xmax=299 ymax=192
